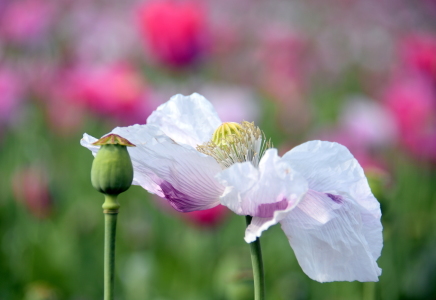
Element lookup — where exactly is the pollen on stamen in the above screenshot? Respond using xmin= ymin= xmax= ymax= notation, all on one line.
xmin=197 ymin=121 xmax=272 ymax=169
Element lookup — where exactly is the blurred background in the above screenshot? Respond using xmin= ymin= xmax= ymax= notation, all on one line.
xmin=1 ymin=0 xmax=436 ymax=299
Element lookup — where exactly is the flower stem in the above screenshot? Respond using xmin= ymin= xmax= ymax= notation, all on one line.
xmin=363 ymin=282 xmax=375 ymax=300
xmin=103 ymin=194 xmax=120 ymax=300
xmin=245 ymin=215 xmax=266 ymax=300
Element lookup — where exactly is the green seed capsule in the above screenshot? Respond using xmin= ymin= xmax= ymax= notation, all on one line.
xmin=91 ymin=134 xmax=135 ymax=196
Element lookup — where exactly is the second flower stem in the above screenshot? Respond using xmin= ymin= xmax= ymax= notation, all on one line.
xmin=245 ymin=215 xmax=266 ymax=300
xmin=103 ymin=194 xmax=120 ymax=300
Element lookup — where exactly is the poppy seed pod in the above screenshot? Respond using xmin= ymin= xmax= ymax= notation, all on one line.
xmin=91 ymin=134 xmax=135 ymax=196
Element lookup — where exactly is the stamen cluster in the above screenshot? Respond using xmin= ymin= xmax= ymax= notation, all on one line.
xmin=197 ymin=121 xmax=272 ymax=169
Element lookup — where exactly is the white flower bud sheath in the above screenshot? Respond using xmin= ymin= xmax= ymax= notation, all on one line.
xmin=81 ymin=93 xmax=383 ymax=282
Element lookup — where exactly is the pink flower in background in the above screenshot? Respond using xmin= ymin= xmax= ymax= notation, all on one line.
xmin=384 ymin=75 xmax=436 ymax=161
xmin=312 ymin=96 xmax=395 ymax=192
xmin=12 ymin=166 xmax=52 ymax=219
xmin=183 ymin=205 xmax=229 ymax=228
xmin=151 ymin=194 xmax=229 ymax=228
xmin=383 ymin=32 xmax=436 ymax=161
xmin=36 ymin=62 xmax=152 ymax=133
xmin=77 ymin=63 xmax=143 ymax=111
xmin=136 ymin=0 xmax=209 ymax=68
xmin=400 ymin=33 xmax=436 ymax=79
xmin=384 ymin=77 xmax=433 ymax=136
xmin=328 ymin=96 xmax=397 ymax=153
xmin=0 ymin=0 xmax=55 ymax=44
xmin=74 ymin=62 xmax=152 ymax=125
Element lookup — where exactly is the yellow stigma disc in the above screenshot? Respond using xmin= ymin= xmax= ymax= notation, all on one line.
xmin=211 ymin=122 xmax=242 ymax=148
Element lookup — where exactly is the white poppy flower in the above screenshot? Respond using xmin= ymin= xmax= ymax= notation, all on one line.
xmin=81 ymin=93 xmax=383 ymax=282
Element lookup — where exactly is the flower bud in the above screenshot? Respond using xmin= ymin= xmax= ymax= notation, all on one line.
xmin=91 ymin=134 xmax=135 ymax=196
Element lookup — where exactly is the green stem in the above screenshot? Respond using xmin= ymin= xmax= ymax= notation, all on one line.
xmin=363 ymin=282 xmax=375 ymax=300
xmin=245 ymin=216 xmax=266 ymax=300
xmin=103 ymin=195 xmax=120 ymax=300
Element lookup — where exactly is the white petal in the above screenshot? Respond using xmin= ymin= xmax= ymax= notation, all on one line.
xmin=138 ymin=137 xmax=224 ymax=212
xmin=216 ymin=148 xmax=308 ymax=224
xmin=280 ymin=190 xmax=381 ymax=282
xmin=146 ymin=93 xmax=222 ymax=148
xmin=282 ymin=140 xmax=383 ymax=261
xmin=245 ymin=213 xmax=288 ymax=243
xmin=81 ymin=124 xmax=224 ymax=211
xmin=81 ymin=133 xmax=99 ymax=153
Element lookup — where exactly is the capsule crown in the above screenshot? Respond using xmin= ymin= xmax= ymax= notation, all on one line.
xmin=92 ymin=134 xmax=136 ymax=147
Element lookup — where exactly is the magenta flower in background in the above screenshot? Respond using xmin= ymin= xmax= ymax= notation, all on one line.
xmin=34 ymin=61 xmax=152 ymax=134
xmin=81 ymin=93 xmax=383 ymax=282
xmin=183 ymin=205 xmax=229 ymax=228
xmin=384 ymin=75 xmax=436 ymax=161
xmin=151 ymin=193 xmax=229 ymax=229
xmin=136 ymin=0 xmax=209 ymax=68
xmin=400 ymin=33 xmax=436 ymax=79
xmin=382 ymin=32 xmax=436 ymax=162
xmin=77 ymin=63 xmax=144 ymax=111
xmin=70 ymin=62 xmax=152 ymax=125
